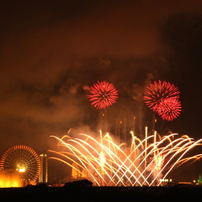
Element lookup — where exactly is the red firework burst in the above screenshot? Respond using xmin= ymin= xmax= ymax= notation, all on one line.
xmin=157 ymin=98 xmax=182 ymax=121
xmin=87 ymin=81 xmax=118 ymax=109
xmin=144 ymin=80 xmax=180 ymax=112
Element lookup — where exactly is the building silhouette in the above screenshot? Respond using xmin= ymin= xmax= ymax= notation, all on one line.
xmin=39 ymin=154 xmax=48 ymax=183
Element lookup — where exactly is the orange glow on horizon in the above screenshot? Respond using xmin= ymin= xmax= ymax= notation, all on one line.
xmin=0 ymin=170 xmax=23 ymax=188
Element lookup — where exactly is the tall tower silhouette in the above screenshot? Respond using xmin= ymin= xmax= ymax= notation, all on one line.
xmin=39 ymin=154 xmax=48 ymax=183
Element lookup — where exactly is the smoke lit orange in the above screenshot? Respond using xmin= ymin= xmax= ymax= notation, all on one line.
xmin=49 ymin=129 xmax=202 ymax=186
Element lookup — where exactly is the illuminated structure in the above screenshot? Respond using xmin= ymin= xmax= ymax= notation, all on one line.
xmin=0 ymin=145 xmax=41 ymax=186
xmin=39 ymin=154 xmax=48 ymax=183
xmin=49 ymin=129 xmax=202 ymax=186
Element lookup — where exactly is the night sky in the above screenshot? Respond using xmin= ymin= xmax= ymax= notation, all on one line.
xmin=0 ymin=0 xmax=202 ymax=182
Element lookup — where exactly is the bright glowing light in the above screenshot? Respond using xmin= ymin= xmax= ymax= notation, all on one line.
xmin=16 ymin=162 xmax=27 ymax=173
xmin=0 ymin=170 xmax=23 ymax=187
xmin=144 ymin=80 xmax=180 ymax=114
xmin=0 ymin=145 xmax=41 ymax=184
xmin=49 ymin=131 xmax=202 ymax=186
xmin=157 ymin=98 xmax=182 ymax=121
xmin=87 ymin=81 xmax=118 ymax=109
xmin=18 ymin=168 xmax=26 ymax=173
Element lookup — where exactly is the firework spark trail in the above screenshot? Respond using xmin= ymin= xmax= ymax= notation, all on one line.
xmin=157 ymin=98 xmax=182 ymax=121
xmin=68 ymin=137 xmax=123 ymax=186
xmin=144 ymin=80 xmax=181 ymax=121
xmin=141 ymin=136 xmax=194 ymax=185
xmin=68 ymin=139 xmax=107 ymax=184
xmin=113 ymin=134 xmax=156 ymax=186
xmin=51 ymin=136 xmax=102 ymax=185
xmin=148 ymin=139 xmax=189 ymax=185
xmin=144 ymin=80 xmax=180 ymax=112
xmin=159 ymin=138 xmax=202 ymax=186
xmin=51 ymin=134 xmax=141 ymax=186
xmin=114 ymin=134 xmax=200 ymax=186
xmin=77 ymin=138 xmax=119 ymax=186
xmin=55 ymin=135 xmax=111 ymax=185
xmin=50 ymin=134 xmax=118 ymax=185
xmin=131 ymin=133 xmax=178 ymax=186
xmin=87 ymin=81 xmax=118 ymax=109
xmin=150 ymin=136 xmax=202 ymax=185
xmin=51 ymin=134 xmax=135 ymax=186
xmin=103 ymin=136 xmax=145 ymax=186
xmin=78 ymin=134 xmax=124 ymax=184
xmin=97 ymin=131 xmax=149 ymax=186
xmin=79 ymin=133 xmax=138 ymax=186
xmin=49 ymin=132 xmax=202 ymax=186
xmin=176 ymin=154 xmax=202 ymax=167
xmin=73 ymin=136 xmax=131 ymax=185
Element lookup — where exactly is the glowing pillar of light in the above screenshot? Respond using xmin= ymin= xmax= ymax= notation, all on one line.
xmin=154 ymin=131 xmax=157 ymax=158
xmin=39 ymin=154 xmax=48 ymax=183
xmin=132 ymin=116 xmax=136 ymax=133
xmin=145 ymin=126 xmax=148 ymax=169
xmin=99 ymin=130 xmax=105 ymax=186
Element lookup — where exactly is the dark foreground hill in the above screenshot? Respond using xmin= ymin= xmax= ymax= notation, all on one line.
xmin=0 ymin=184 xmax=201 ymax=201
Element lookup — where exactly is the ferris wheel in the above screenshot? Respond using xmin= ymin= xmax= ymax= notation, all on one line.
xmin=0 ymin=145 xmax=41 ymax=182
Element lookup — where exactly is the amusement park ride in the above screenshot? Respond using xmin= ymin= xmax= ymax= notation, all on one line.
xmin=0 ymin=145 xmax=47 ymax=187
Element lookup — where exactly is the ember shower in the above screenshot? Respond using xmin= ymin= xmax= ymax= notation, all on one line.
xmin=49 ymin=80 xmax=202 ymax=186
xmin=49 ymin=130 xmax=202 ymax=186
